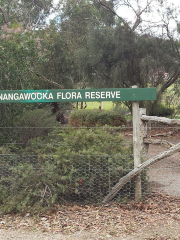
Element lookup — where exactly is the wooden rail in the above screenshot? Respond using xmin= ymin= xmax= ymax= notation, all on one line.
xmin=102 ymin=113 xmax=180 ymax=203
xmin=103 ymin=142 xmax=180 ymax=203
xmin=141 ymin=115 xmax=180 ymax=126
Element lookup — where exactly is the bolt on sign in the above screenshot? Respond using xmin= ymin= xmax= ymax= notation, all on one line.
xmin=0 ymin=88 xmax=156 ymax=103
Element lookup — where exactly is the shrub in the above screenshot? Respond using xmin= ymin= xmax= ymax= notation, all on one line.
xmin=0 ymin=159 xmax=59 ymax=213
xmin=150 ymin=103 xmax=174 ymax=117
xmin=0 ymin=128 xmax=148 ymax=213
xmin=69 ymin=109 xmax=127 ymax=127
xmin=0 ymin=107 xmax=58 ymax=149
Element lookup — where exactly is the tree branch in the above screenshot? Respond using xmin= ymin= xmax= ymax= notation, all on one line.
xmin=157 ymin=69 xmax=180 ymax=100
xmin=0 ymin=7 xmax=9 ymax=23
xmin=28 ymin=68 xmax=63 ymax=88
xmin=143 ymin=138 xmax=174 ymax=148
xmin=97 ymin=0 xmax=130 ymax=29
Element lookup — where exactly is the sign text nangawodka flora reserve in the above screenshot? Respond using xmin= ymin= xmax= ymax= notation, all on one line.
xmin=0 ymin=88 xmax=156 ymax=103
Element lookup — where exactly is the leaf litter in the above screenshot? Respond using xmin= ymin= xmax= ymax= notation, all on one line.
xmin=1 ymin=192 xmax=180 ymax=239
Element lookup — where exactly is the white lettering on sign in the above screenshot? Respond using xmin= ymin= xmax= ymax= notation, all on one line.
xmin=71 ymin=92 xmax=76 ymax=99
xmin=24 ymin=93 xmax=31 ymax=100
xmin=85 ymin=92 xmax=90 ymax=99
xmin=37 ymin=93 xmax=42 ymax=100
xmin=116 ymin=91 xmax=120 ymax=98
xmin=77 ymin=92 xmax=82 ymax=99
xmin=101 ymin=92 xmax=105 ymax=98
xmin=19 ymin=93 xmax=25 ymax=100
xmin=0 ymin=92 xmax=53 ymax=101
xmin=14 ymin=93 xmax=18 ymax=100
xmin=48 ymin=93 xmax=53 ymax=99
xmin=3 ymin=94 xmax=8 ymax=100
xmin=31 ymin=93 xmax=36 ymax=100
xmin=85 ymin=91 xmax=121 ymax=100
xmin=8 ymin=94 xmax=14 ymax=100
xmin=106 ymin=92 xmax=110 ymax=98
xmin=0 ymin=90 xmax=121 ymax=102
xmin=57 ymin=92 xmax=82 ymax=100
xmin=91 ymin=92 xmax=95 ymax=99
xmin=42 ymin=93 xmax=47 ymax=99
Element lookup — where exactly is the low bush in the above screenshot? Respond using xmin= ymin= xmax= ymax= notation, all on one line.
xmin=69 ymin=109 xmax=127 ymax=127
xmin=0 ymin=106 xmax=58 ymax=148
xmin=150 ymin=103 xmax=174 ymax=117
xmin=0 ymin=128 xmax=148 ymax=213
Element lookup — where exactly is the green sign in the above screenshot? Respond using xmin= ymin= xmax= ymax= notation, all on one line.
xmin=0 ymin=88 xmax=156 ymax=103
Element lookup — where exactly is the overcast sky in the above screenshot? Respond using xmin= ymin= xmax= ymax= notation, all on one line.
xmin=53 ymin=0 xmax=180 ymax=19
xmin=117 ymin=0 xmax=180 ymax=21
xmin=52 ymin=0 xmax=180 ymax=34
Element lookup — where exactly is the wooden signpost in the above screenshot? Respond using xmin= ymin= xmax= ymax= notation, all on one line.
xmin=0 ymin=87 xmax=156 ymax=201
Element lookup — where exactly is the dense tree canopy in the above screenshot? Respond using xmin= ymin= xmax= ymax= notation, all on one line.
xmin=0 ymin=0 xmax=53 ymax=27
xmin=0 ymin=0 xmax=180 ymax=116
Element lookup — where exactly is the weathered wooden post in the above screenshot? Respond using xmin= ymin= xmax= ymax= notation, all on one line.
xmin=132 ymin=85 xmax=141 ymax=200
xmin=139 ymin=108 xmax=148 ymax=159
xmin=102 ymin=87 xmax=156 ymax=203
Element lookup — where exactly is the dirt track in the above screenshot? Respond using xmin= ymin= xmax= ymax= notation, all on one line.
xmin=148 ymin=131 xmax=180 ymax=198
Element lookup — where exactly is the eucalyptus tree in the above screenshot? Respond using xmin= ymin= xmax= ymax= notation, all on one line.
xmin=0 ymin=0 xmax=53 ymax=28
xmin=62 ymin=0 xmax=180 ymax=113
xmin=0 ymin=0 xmax=57 ymax=126
xmin=94 ymin=0 xmax=180 ymax=108
xmin=50 ymin=0 xmax=118 ymax=89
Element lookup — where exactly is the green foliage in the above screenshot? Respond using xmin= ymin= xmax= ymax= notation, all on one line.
xmin=0 ymin=128 xmax=138 ymax=213
xmin=0 ymin=23 xmax=46 ymax=90
xmin=113 ymin=103 xmax=130 ymax=116
xmin=69 ymin=109 xmax=127 ymax=127
xmin=164 ymin=82 xmax=180 ymax=117
xmin=14 ymin=106 xmax=57 ymax=128
xmin=39 ymin=23 xmax=75 ymax=89
xmin=0 ymin=160 xmax=60 ymax=213
xmin=0 ymin=106 xmax=58 ymax=149
xmin=0 ymin=0 xmax=180 ymax=114
xmin=150 ymin=103 xmax=174 ymax=117
xmin=0 ymin=0 xmax=52 ymax=26
xmin=0 ymin=23 xmax=50 ymax=126
xmin=58 ymin=0 xmax=180 ymax=112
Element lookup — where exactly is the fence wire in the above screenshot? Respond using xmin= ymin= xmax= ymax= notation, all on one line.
xmin=0 ymin=125 xmax=179 ymax=209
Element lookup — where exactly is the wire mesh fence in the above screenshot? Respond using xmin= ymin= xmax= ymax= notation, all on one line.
xmin=0 ymin=124 xmax=179 ymax=211
xmin=0 ymin=153 xmax=138 ymax=203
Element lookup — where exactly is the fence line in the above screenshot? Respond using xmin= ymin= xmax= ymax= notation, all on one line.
xmin=0 ymin=119 xmax=179 ymax=207
xmin=103 ymin=111 xmax=180 ymax=203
